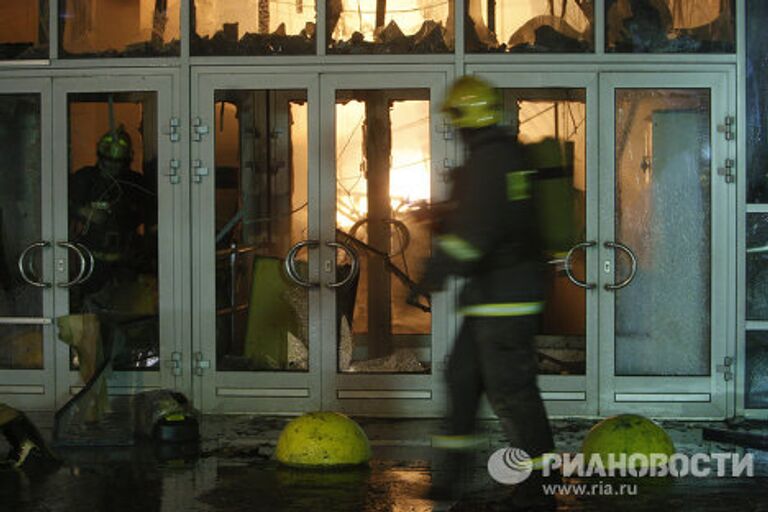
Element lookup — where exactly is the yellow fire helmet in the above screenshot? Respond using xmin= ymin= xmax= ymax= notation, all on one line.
xmin=442 ymin=75 xmax=502 ymax=129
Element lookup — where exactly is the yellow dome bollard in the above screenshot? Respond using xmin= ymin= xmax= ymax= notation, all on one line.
xmin=275 ymin=412 xmax=371 ymax=468
xmin=581 ymin=414 xmax=676 ymax=471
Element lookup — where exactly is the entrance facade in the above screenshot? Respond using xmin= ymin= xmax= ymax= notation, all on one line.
xmin=0 ymin=1 xmax=750 ymax=420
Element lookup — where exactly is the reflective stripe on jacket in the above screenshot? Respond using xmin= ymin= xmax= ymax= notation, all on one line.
xmin=459 ymin=301 xmax=545 ymax=317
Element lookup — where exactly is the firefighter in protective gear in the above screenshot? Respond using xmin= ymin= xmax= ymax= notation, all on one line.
xmin=0 ymin=404 xmax=60 ymax=472
xmin=66 ymin=126 xmax=158 ymax=382
xmin=69 ymin=126 xmax=156 ymax=300
xmin=415 ymin=76 xmax=555 ymax=500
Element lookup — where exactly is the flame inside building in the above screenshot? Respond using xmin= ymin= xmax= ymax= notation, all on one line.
xmin=334 ymin=92 xmax=433 ymax=372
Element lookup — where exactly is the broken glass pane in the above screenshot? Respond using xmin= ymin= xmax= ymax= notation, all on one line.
xmin=0 ymin=1 xmax=48 ymax=59
xmin=466 ymin=0 xmax=593 ymax=53
xmin=59 ymin=0 xmax=180 ymax=58
xmin=0 ymin=94 xmax=44 ymax=370
xmin=328 ymin=0 xmax=454 ymax=54
xmin=746 ymin=331 xmax=768 ymax=408
xmin=746 ymin=214 xmax=768 ymax=321
xmin=747 ymin=0 xmax=768 ymax=202
xmin=192 ymin=0 xmax=316 ymax=56
xmin=335 ymin=89 xmax=432 ymax=373
xmin=606 ymin=0 xmax=734 ymax=53
xmin=214 ymin=90 xmax=310 ymax=372
xmin=499 ymin=88 xmax=587 ymax=375
xmin=614 ymin=89 xmax=711 ymax=376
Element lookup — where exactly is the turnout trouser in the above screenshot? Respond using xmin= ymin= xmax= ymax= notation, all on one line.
xmin=446 ymin=314 xmax=554 ymax=458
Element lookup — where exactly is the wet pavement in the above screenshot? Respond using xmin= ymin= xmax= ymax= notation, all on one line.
xmin=2 ymin=416 xmax=768 ymax=511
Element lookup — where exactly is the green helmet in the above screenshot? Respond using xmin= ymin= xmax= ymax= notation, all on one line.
xmin=442 ymin=76 xmax=502 ymax=129
xmin=97 ymin=127 xmax=133 ymax=162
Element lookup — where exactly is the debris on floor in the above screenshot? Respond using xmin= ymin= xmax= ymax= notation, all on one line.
xmin=191 ymin=23 xmax=316 ymax=56
xmin=702 ymin=419 xmax=768 ymax=451
xmin=328 ymin=20 xmax=451 ymax=54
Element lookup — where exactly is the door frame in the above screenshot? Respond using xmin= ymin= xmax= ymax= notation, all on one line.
xmin=191 ymin=70 xmax=323 ymax=413
xmin=51 ymin=72 xmax=180 ymax=408
xmin=190 ymin=65 xmax=455 ymax=415
xmin=598 ymin=70 xmax=736 ymax=418
xmin=319 ymin=70 xmax=454 ymax=417
xmin=0 ymin=77 xmax=56 ymax=411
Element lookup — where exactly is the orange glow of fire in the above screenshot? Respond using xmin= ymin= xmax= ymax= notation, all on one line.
xmin=336 ymin=100 xmax=431 ymax=230
xmin=195 ymin=0 xmax=317 ymax=37
xmin=333 ymin=0 xmax=450 ymax=42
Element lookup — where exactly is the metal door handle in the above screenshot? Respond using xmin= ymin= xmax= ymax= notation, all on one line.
xmin=56 ymin=241 xmax=88 ymax=288
xmin=604 ymin=241 xmax=638 ymax=291
xmin=284 ymin=240 xmax=320 ymax=288
xmin=74 ymin=243 xmax=95 ymax=285
xmin=17 ymin=241 xmax=51 ymax=288
xmin=326 ymin=241 xmax=359 ymax=289
xmin=564 ymin=241 xmax=597 ymax=289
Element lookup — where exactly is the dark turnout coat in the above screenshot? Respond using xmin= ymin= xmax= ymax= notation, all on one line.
xmin=419 ymin=126 xmax=547 ymax=314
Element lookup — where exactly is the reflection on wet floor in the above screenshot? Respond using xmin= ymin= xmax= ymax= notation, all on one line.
xmin=2 ymin=417 xmax=767 ymax=511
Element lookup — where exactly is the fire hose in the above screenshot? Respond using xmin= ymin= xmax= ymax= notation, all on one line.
xmin=336 ymin=228 xmax=431 ymax=313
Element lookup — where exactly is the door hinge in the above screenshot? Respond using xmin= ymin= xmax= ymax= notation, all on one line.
xmin=165 ymin=158 xmax=181 ymax=185
xmin=192 ymin=159 xmax=209 ymax=184
xmin=193 ymin=352 xmax=211 ymax=377
xmin=192 ymin=117 xmax=210 ymax=142
xmin=164 ymin=351 xmax=183 ymax=377
xmin=166 ymin=117 xmax=181 ymax=142
xmin=436 ymin=119 xmax=454 ymax=140
xmin=717 ymin=158 xmax=735 ymax=184
xmin=717 ymin=116 xmax=735 ymax=141
xmin=716 ymin=356 xmax=734 ymax=382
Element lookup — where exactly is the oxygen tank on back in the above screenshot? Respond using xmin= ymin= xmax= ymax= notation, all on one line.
xmin=526 ymin=137 xmax=585 ymax=261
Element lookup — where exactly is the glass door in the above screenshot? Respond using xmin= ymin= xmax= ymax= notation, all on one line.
xmin=599 ymin=72 xmax=734 ymax=417
xmin=192 ymin=70 xmax=451 ymax=415
xmin=192 ymin=71 xmax=321 ymax=413
xmin=0 ymin=78 xmax=55 ymax=411
xmin=52 ymin=75 xmax=179 ymax=409
xmin=471 ymin=71 xmax=599 ymax=416
xmin=319 ymin=71 xmax=452 ymax=417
